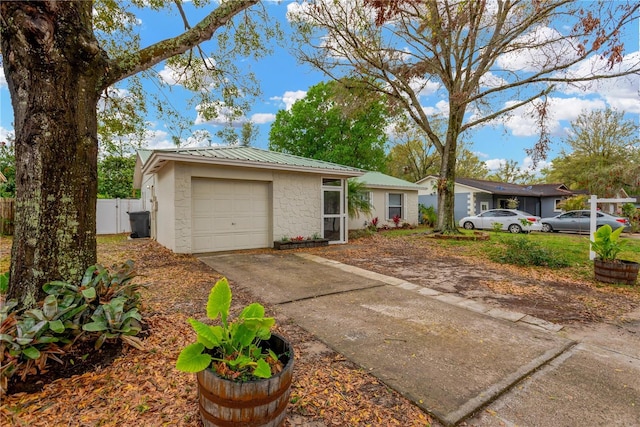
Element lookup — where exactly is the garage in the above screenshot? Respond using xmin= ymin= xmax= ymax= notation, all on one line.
xmin=191 ymin=178 xmax=270 ymax=252
xmin=134 ymin=146 xmax=363 ymax=254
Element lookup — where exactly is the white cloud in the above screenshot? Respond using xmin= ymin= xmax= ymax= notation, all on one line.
xmin=497 ymin=26 xmax=578 ymax=73
xmin=409 ymin=77 xmax=440 ymax=98
xmin=479 ymin=71 xmax=508 ymax=89
xmin=158 ymin=57 xmax=217 ymax=87
xmin=421 ymin=100 xmax=449 ymax=116
xmin=142 ymin=128 xmax=173 ymax=149
xmin=560 ymin=51 xmax=640 ymax=114
xmin=194 ymin=101 xmax=245 ymax=126
xmin=142 ymin=127 xmax=219 ymax=149
xmin=270 ymin=90 xmax=306 ymax=110
xmin=0 ymin=67 xmax=6 ymax=89
xmin=251 ymin=113 xmax=275 ymax=124
xmin=157 ymin=66 xmax=180 ymax=86
xmin=484 ymin=156 xmax=550 ymax=174
xmin=0 ymin=126 xmax=13 ymax=143
xmin=97 ymin=87 xmax=132 ymax=112
xmin=522 ymin=156 xmax=550 ymax=173
xmin=500 ymin=96 xmax=606 ymax=137
xmin=286 ymin=1 xmax=308 ymax=20
xmin=485 ymin=158 xmax=505 ymax=171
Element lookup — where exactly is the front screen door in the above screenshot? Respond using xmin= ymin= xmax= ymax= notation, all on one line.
xmin=322 ymin=178 xmax=346 ymax=243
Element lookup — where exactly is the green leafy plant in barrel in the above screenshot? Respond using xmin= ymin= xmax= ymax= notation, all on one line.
xmin=591 ymin=224 xmax=626 ymax=261
xmin=175 ymin=277 xmax=282 ymax=380
xmin=592 ymin=224 xmax=638 ymax=285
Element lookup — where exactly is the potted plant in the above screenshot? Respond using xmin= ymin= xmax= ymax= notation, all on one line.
xmin=176 ymin=277 xmax=294 ymax=426
xmin=592 ymin=224 xmax=639 ymax=285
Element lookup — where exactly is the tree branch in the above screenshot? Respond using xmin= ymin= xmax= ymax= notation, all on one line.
xmin=101 ymin=0 xmax=257 ymax=90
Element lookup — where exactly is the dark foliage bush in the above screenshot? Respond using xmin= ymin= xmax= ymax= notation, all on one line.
xmin=0 ymin=261 xmax=145 ymax=393
xmin=491 ymin=236 xmax=570 ymax=268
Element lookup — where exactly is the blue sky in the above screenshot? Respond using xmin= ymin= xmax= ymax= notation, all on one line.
xmin=0 ymin=1 xmax=638 ymax=174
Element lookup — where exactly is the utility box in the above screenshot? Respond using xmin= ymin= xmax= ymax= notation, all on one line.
xmin=127 ymin=211 xmax=150 ymax=238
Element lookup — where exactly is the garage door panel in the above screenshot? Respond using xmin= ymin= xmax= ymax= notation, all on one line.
xmin=192 ymin=179 xmax=270 ymax=252
xmin=192 ymin=217 xmax=213 ymax=233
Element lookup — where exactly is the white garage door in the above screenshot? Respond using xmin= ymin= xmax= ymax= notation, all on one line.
xmin=192 ymin=178 xmax=270 ymax=252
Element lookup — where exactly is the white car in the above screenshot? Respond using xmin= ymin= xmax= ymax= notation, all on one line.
xmin=459 ymin=209 xmax=543 ymax=233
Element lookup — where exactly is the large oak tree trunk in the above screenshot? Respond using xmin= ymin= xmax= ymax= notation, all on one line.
xmin=435 ymin=108 xmax=465 ymax=234
xmin=1 ymin=0 xmax=258 ymax=308
xmin=1 ymin=2 xmax=107 ymax=307
xmin=436 ymin=145 xmax=458 ymax=234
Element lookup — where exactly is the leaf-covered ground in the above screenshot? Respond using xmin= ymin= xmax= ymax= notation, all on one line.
xmin=0 ymin=236 xmax=432 ymax=427
xmin=308 ymin=233 xmax=640 ymax=325
xmin=2 ymin=232 xmax=638 ymax=426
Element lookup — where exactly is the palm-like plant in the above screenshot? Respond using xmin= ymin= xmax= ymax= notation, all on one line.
xmin=347 ymin=179 xmax=372 ymax=219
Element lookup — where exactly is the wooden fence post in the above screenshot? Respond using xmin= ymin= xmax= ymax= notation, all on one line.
xmin=0 ymin=198 xmax=14 ymax=236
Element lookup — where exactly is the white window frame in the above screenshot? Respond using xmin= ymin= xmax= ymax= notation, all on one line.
xmin=386 ymin=192 xmax=405 ymax=220
xmin=480 ymin=201 xmax=489 ymax=212
xmin=554 ymin=199 xmax=563 ymax=212
xmin=357 ymin=191 xmax=372 ymax=207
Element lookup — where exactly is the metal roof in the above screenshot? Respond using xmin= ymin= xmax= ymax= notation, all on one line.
xmin=456 ymin=177 xmax=575 ymax=197
xmin=138 ymin=146 xmax=365 ymax=177
xmin=352 ymin=171 xmax=425 ymax=190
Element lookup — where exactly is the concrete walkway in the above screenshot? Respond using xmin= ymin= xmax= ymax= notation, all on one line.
xmin=198 ymin=252 xmax=640 ymax=427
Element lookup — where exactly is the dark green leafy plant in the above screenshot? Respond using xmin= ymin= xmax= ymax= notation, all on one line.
xmin=557 ymin=195 xmax=588 ymax=211
xmin=176 ymin=277 xmax=280 ymax=381
xmin=83 ymin=296 xmax=143 ymax=350
xmin=43 ymin=260 xmax=142 ymax=324
xmin=0 ymin=299 xmax=68 ymax=390
xmin=419 ymin=204 xmax=437 ymax=227
xmin=0 ymin=271 xmax=8 ymax=294
xmin=621 ymin=203 xmax=639 ymax=233
xmin=347 ymin=179 xmax=373 ymax=219
xmin=0 ymin=261 xmax=145 ymax=394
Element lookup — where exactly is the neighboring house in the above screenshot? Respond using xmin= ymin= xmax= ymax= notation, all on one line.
xmin=598 ymin=188 xmax=636 ymax=214
xmin=416 ymin=176 xmax=575 ymax=221
xmin=133 ymin=146 xmax=363 ymax=254
xmin=349 ymin=171 xmax=422 ymax=230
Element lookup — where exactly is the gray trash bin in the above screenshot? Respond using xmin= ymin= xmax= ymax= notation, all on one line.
xmin=128 ymin=211 xmax=150 ymax=238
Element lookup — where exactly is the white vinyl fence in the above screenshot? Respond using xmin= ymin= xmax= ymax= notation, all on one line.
xmin=96 ymin=198 xmax=144 ymax=235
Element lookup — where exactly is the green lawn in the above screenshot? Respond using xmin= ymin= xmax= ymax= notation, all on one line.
xmin=362 ymin=226 xmax=639 ymax=263
xmin=417 ymin=228 xmax=640 ymax=284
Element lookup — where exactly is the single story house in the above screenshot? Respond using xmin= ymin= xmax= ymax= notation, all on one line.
xmin=349 ymin=171 xmax=422 ymax=229
xmin=598 ymin=188 xmax=638 ymax=214
xmin=416 ymin=176 xmax=576 ymax=220
xmin=133 ymin=146 xmax=365 ymax=253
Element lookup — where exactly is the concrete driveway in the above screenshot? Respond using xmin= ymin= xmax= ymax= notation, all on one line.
xmin=198 ymin=252 xmax=640 ymax=426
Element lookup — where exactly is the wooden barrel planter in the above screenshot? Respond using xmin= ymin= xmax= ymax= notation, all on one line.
xmin=196 ymin=334 xmax=294 ymax=427
xmin=594 ymin=259 xmax=639 ymax=285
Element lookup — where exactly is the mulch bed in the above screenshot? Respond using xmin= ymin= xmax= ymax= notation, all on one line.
xmin=0 ymin=237 xmax=432 ymax=427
